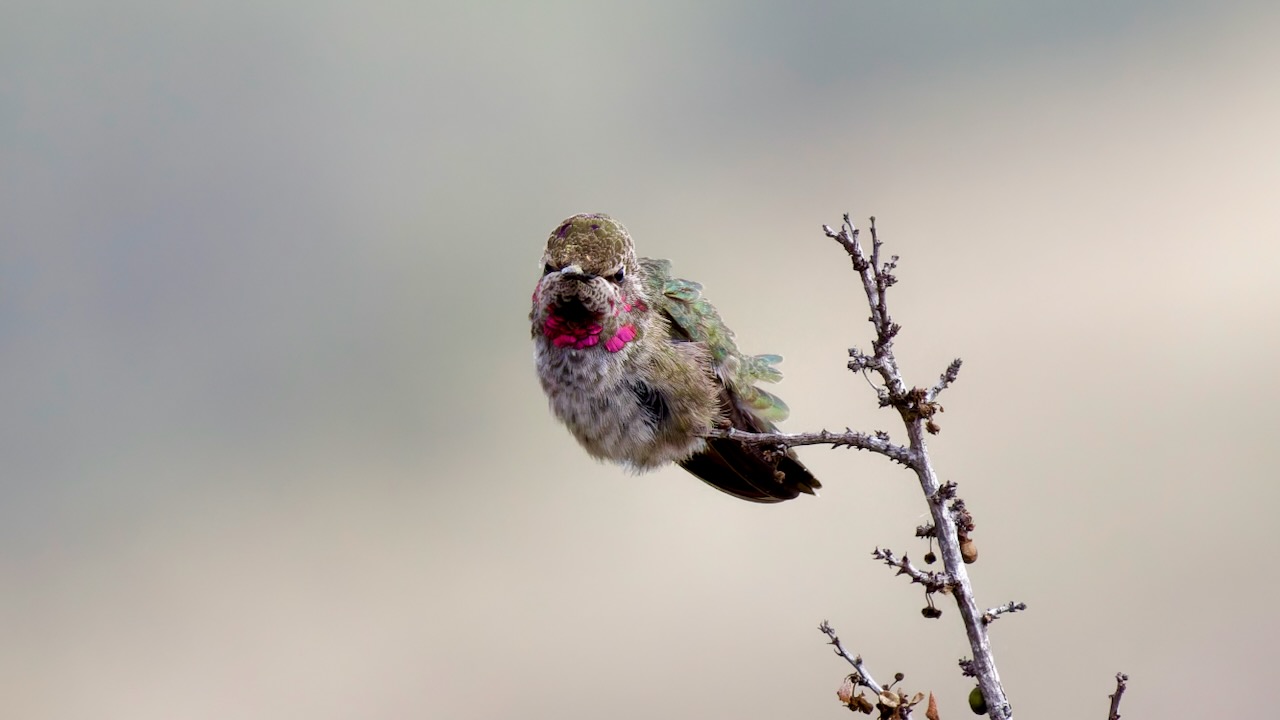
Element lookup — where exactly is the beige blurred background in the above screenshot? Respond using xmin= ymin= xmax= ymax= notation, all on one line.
xmin=3 ymin=1 xmax=1278 ymax=718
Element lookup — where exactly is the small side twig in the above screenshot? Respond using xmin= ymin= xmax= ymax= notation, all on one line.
xmin=872 ymin=548 xmax=952 ymax=593
xmin=981 ymin=601 xmax=1027 ymax=625
xmin=926 ymin=358 xmax=963 ymax=403
xmin=818 ymin=620 xmax=882 ymax=691
xmin=1107 ymin=673 xmax=1129 ymax=720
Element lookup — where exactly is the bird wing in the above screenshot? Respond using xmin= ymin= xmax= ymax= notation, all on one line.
xmin=640 ymin=257 xmax=820 ymax=502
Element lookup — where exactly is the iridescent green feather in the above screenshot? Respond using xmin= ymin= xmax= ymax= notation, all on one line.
xmin=640 ymin=258 xmax=790 ymax=423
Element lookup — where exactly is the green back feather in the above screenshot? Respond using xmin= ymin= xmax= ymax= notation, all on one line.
xmin=640 ymin=258 xmax=790 ymax=424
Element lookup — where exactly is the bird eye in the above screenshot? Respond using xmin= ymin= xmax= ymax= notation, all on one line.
xmin=543 ymin=263 xmax=557 ymax=276
xmin=611 ymin=267 xmax=625 ymax=282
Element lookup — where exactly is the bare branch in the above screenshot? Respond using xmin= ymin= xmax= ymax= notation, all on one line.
xmin=817 ymin=214 xmax=1012 ymax=720
xmin=1107 ymin=673 xmax=1129 ymax=720
xmin=702 ymin=427 xmax=914 ymax=466
xmin=871 ymin=547 xmax=952 ymax=593
xmin=981 ymin=601 xmax=1028 ymax=625
xmin=818 ymin=621 xmax=882 ymax=691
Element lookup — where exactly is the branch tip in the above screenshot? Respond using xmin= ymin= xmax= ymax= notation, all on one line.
xmin=1107 ymin=672 xmax=1129 ymax=720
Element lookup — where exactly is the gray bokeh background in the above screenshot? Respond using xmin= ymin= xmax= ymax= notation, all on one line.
xmin=3 ymin=2 xmax=1278 ymax=718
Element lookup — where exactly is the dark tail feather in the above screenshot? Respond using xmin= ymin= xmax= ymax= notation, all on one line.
xmin=680 ymin=436 xmax=821 ymax=503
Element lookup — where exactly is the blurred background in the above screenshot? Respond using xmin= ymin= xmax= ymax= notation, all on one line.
xmin=3 ymin=1 xmax=1278 ymax=718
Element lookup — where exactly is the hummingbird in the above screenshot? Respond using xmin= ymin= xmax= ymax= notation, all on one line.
xmin=530 ymin=212 xmax=820 ymax=502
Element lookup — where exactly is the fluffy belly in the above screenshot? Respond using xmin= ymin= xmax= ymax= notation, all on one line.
xmin=535 ymin=343 xmax=700 ymax=469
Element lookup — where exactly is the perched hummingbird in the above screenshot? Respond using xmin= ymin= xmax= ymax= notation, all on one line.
xmin=530 ymin=213 xmax=820 ymax=502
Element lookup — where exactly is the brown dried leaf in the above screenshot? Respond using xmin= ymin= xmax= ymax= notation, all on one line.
xmin=837 ymin=676 xmax=857 ymax=705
